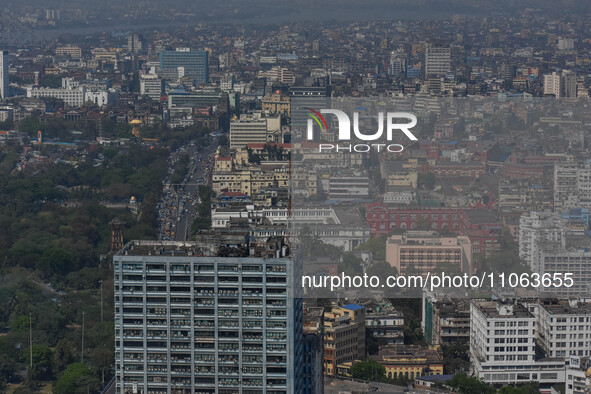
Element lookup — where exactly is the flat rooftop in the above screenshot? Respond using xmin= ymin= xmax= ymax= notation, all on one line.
xmin=464 ymin=209 xmax=499 ymax=224
xmin=541 ymin=301 xmax=591 ymax=315
xmin=115 ymin=240 xmax=206 ymax=257
xmin=474 ymin=300 xmax=534 ymax=319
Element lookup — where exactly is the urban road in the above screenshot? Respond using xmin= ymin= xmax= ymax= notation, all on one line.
xmin=157 ymin=136 xmax=218 ymax=242
xmin=175 ymin=138 xmax=217 ymax=241
xmin=325 ymin=376 xmax=439 ymax=394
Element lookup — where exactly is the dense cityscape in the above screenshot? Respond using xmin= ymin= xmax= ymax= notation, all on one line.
xmin=1 ymin=1 xmax=591 ymax=394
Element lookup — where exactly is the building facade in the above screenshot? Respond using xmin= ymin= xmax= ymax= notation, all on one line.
xmin=554 ymin=162 xmax=591 ymax=212
xmin=323 ymin=304 xmax=366 ymax=376
xmin=386 ymin=231 xmax=472 ymax=276
xmin=470 ymin=300 xmax=565 ymax=388
xmin=366 ymin=204 xmax=502 ymax=257
xmin=425 ymin=41 xmax=451 ymax=77
xmin=159 ymin=49 xmax=209 ymax=85
xmin=229 ymin=113 xmax=281 ymax=149
xmin=140 ymin=74 xmax=164 ymax=101
xmin=114 ymin=240 xmax=304 ymax=394
xmin=519 ymin=211 xmax=567 ymax=273
xmin=538 ymin=301 xmax=591 ymax=360
xmin=0 ymin=51 xmax=9 ymax=100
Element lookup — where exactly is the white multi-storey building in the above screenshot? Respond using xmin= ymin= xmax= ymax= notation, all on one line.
xmin=519 ymin=211 xmax=568 ymax=273
xmin=470 ymin=300 xmax=565 ymax=387
xmin=140 ymin=74 xmax=164 ymax=101
xmin=565 ymin=357 xmax=590 ymax=394
xmin=27 ymin=86 xmax=86 ymax=107
xmin=114 ymin=240 xmax=304 ymax=394
xmin=544 ymin=72 xmax=563 ymax=97
xmin=557 ymin=37 xmax=575 ymax=50
xmin=425 ymin=42 xmax=451 ymax=77
xmin=26 ymin=77 xmax=118 ymax=108
xmin=554 ymin=162 xmax=591 ymax=212
xmin=539 ymin=245 xmax=591 ymax=298
xmin=389 ymin=51 xmax=407 ymax=77
xmin=543 ymin=70 xmax=577 ymax=97
xmin=229 ymin=113 xmax=281 ymax=149
xmin=538 ymin=301 xmax=591 ymax=359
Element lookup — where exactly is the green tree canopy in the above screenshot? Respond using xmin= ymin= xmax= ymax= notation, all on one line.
xmin=53 ymin=363 xmax=101 ymax=394
xmin=447 ymin=373 xmax=496 ymax=394
xmin=349 ymin=359 xmax=386 ymax=381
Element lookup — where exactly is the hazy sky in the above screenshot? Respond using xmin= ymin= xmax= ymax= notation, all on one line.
xmin=4 ymin=0 xmax=591 ymax=21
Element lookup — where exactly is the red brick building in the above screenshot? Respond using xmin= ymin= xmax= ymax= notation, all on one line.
xmin=365 ymin=203 xmax=502 ymax=256
xmin=501 ymin=163 xmax=544 ymax=179
xmin=420 ymin=162 xmax=486 ymax=178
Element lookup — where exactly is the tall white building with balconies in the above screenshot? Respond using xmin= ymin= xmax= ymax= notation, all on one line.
xmin=470 ymin=300 xmax=565 ymax=387
xmin=519 ymin=211 xmax=568 ymax=273
xmin=538 ymin=300 xmax=591 ymax=360
xmin=114 ymin=240 xmax=304 ymax=394
xmin=554 ymin=162 xmax=591 ymax=212
xmin=140 ymin=74 xmax=164 ymax=101
xmin=425 ymin=41 xmax=451 ymax=77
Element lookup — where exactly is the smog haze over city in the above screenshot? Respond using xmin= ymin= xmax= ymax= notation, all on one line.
xmin=1 ymin=0 xmax=591 ymax=394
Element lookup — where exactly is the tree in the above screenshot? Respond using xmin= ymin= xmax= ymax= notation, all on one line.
xmin=415 ymin=215 xmax=432 ymax=230
xmin=447 ymin=373 xmax=496 ymax=394
xmin=40 ymin=74 xmax=63 ymax=88
xmin=480 ymin=226 xmax=530 ymax=275
xmin=18 ymin=116 xmax=44 ymax=136
xmin=366 ymin=261 xmax=398 ymax=278
xmin=498 ymin=382 xmax=540 ymax=394
xmin=341 ymin=253 xmax=364 ymax=276
xmin=28 ymin=345 xmax=54 ymax=382
xmin=356 ymin=235 xmax=388 ymax=261
xmin=0 ymin=353 xmax=15 ymax=389
xmin=53 ymin=363 xmax=101 ymax=394
xmin=218 ymin=134 xmax=229 ymax=147
xmin=88 ymin=348 xmax=113 ymax=387
xmin=440 ymin=341 xmax=470 ymax=373
xmin=39 ymin=247 xmax=74 ymax=278
xmin=53 ymin=339 xmax=77 ymax=373
xmin=418 ymin=172 xmax=436 ymax=190
xmin=348 ymin=359 xmax=386 ymax=381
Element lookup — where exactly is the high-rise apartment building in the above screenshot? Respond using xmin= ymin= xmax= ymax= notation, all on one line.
xmin=565 ymin=358 xmax=590 ymax=394
xmin=519 ymin=211 xmax=591 ymax=297
xmin=422 ymin=297 xmax=470 ymax=346
xmin=159 ymin=49 xmax=209 ymax=85
xmin=140 ymin=74 xmax=164 ymax=101
xmin=303 ymin=307 xmax=324 ymax=394
xmin=538 ymin=301 xmax=591 ymax=359
xmin=563 ymin=71 xmax=577 ymax=98
xmin=229 ymin=113 xmax=281 ymax=149
xmin=323 ymin=304 xmax=366 ymax=376
xmin=554 ymin=162 xmax=591 ymax=212
xmin=289 ymin=86 xmax=330 ymax=128
xmin=558 ymin=37 xmax=575 ymax=50
xmin=539 ymin=244 xmax=591 ymax=298
xmin=114 ymin=240 xmax=304 ymax=394
xmin=519 ymin=211 xmax=568 ymax=273
xmin=365 ymin=303 xmax=404 ymax=345
xmin=262 ymin=92 xmax=290 ymax=116
xmin=544 ymin=72 xmax=562 ymax=97
xmin=470 ymin=300 xmax=565 ymax=387
xmin=389 ymin=51 xmax=407 ymax=77
xmin=128 ymin=33 xmax=144 ymax=54
xmin=544 ymin=70 xmax=577 ymax=98
xmin=424 ymin=41 xmax=451 ymax=77
xmin=0 ymin=51 xmax=9 ymax=100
